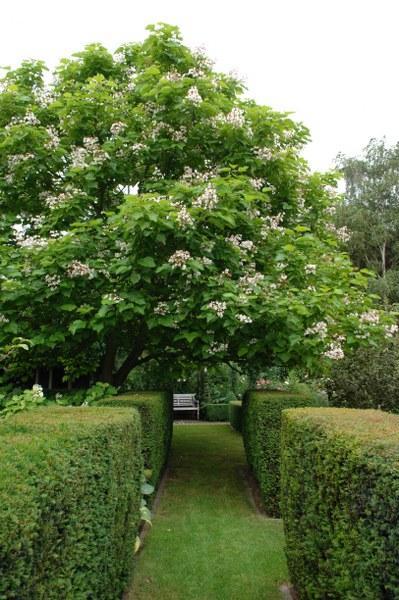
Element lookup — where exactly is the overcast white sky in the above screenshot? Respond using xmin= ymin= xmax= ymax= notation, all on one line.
xmin=1 ymin=0 xmax=398 ymax=172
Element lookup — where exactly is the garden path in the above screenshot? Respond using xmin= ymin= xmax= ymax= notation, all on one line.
xmin=128 ymin=423 xmax=288 ymax=600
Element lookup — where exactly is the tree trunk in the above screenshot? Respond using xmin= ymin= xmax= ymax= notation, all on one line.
xmin=112 ymin=338 xmax=146 ymax=387
xmin=100 ymin=334 xmax=118 ymax=384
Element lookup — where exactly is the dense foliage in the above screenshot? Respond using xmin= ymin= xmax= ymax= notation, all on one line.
xmin=229 ymin=400 xmax=242 ymax=432
xmin=0 ymin=24 xmax=393 ymax=387
xmin=326 ymin=338 xmax=399 ymax=412
xmin=98 ymin=391 xmax=173 ymax=487
xmin=281 ymin=407 xmax=399 ymax=599
xmin=242 ymin=390 xmax=324 ymax=517
xmin=0 ymin=406 xmax=142 ymax=599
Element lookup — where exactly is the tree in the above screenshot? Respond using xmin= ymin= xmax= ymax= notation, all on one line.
xmin=0 ymin=24 xmax=394 ymax=387
xmin=336 ymin=138 xmax=399 ymax=305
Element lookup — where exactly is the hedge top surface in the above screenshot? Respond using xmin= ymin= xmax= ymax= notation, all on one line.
xmin=247 ymin=390 xmax=315 ymax=400
xmin=0 ymin=405 xmax=139 ymax=433
xmin=229 ymin=400 xmax=242 ymax=406
xmin=283 ymin=407 xmax=399 ymax=457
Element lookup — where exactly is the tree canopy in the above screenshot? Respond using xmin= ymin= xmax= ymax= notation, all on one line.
xmin=0 ymin=24 xmax=394 ymax=386
xmin=336 ymin=138 xmax=399 ymax=305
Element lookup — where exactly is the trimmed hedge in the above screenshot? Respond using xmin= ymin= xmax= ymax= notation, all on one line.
xmin=281 ymin=408 xmax=399 ymax=599
xmin=98 ymin=391 xmax=173 ymax=487
xmin=203 ymin=402 xmax=229 ymax=421
xmin=0 ymin=406 xmax=142 ymax=599
xmin=229 ymin=400 xmax=242 ymax=432
xmin=242 ymin=390 xmax=324 ymax=516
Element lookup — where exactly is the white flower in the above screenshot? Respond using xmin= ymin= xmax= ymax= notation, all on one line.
xmin=176 ymin=205 xmax=194 ymax=228
xmin=32 ymin=384 xmax=44 ymax=398
xmin=359 ymin=310 xmax=380 ymax=325
xmin=186 ymin=86 xmax=202 ymax=104
xmin=7 ymin=153 xmax=35 ymax=171
xmin=45 ymin=274 xmax=61 ymax=289
xmin=168 ymin=250 xmax=192 ymax=270
xmin=154 ymin=302 xmax=168 ymax=315
xmin=44 ymin=126 xmax=60 ymax=150
xmin=0 ymin=314 xmax=9 ymax=324
xmin=67 ymin=260 xmax=95 ymax=279
xmin=181 ymin=166 xmax=216 ymax=184
xmin=207 ymin=300 xmax=227 ymax=317
xmin=164 ymin=69 xmax=182 ymax=82
xmin=323 ymin=342 xmax=344 ymax=360
xmin=326 ymin=223 xmax=351 ymax=242
xmin=103 ymin=293 xmax=123 ymax=303
xmin=305 ymin=321 xmax=328 ymax=339
xmin=385 ymin=324 xmax=398 ymax=337
xmin=110 ymin=121 xmax=127 ymax=136
xmin=305 ymin=264 xmax=317 ymax=275
xmin=261 ymin=213 xmax=283 ymax=237
xmin=249 ymin=178 xmax=264 ymax=191
xmin=237 ymin=314 xmax=252 ymax=324
xmin=70 ymin=146 xmax=88 ymax=168
xmin=255 ymin=147 xmax=273 ymax=161
xmin=209 ymin=342 xmax=228 ymax=353
xmin=192 ymin=184 xmax=218 ymax=209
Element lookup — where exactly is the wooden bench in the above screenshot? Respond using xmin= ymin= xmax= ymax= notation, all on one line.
xmin=173 ymin=393 xmax=199 ymax=420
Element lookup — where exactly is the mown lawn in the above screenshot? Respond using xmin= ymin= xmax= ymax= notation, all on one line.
xmin=128 ymin=423 xmax=288 ymax=600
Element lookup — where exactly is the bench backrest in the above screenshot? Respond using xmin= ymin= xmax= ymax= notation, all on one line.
xmin=173 ymin=394 xmax=196 ymax=406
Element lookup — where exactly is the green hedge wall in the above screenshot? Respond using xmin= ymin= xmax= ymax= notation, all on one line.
xmin=229 ymin=400 xmax=242 ymax=432
xmin=0 ymin=406 xmax=142 ymax=599
xmin=203 ymin=403 xmax=229 ymax=421
xmin=98 ymin=391 xmax=173 ymax=487
xmin=281 ymin=407 xmax=399 ymax=599
xmin=242 ymin=390 xmax=324 ymax=517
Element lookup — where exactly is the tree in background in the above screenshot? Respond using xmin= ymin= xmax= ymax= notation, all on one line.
xmin=0 ymin=24 xmax=394 ymax=388
xmin=336 ymin=138 xmax=399 ymax=305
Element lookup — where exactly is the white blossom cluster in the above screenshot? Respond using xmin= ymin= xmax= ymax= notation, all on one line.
xmin=260 ymin=213 xmax=284 ymax=237
xmin=154 ymin=302 xmax=169 ymax=315
xmin=385 ymin=324 xmax=399 ymax=337
xmin=186 ymin=86 xmax=202 ymax=104
xmin=70 ymin=137 xmax=110 ymax=168
xmin=323 ymin=342 xmax=344 ymax=360
xmin=103 ymin=293 xmax=123 ymax=303
xmin=174 ymin=204 xmax=194 ymax=228
xmin=212 ymin=107 xmax=246 ymax=128
xmin=7 ymin=152 xmax=35 ymax=171
xmin=237 ymin=313 xmax=252 ymax=324
xmin=249 ymin=178 xmax=264 ymax=191
xmin=304 ymin=321 xmax=328 ymax=339
xmin=193 ymin=46 xmax=214 ymax=70
xmin=45 ymin=274 xmax=61 ymax=290
xmin=168 ymin=250 xmax=192 ymax=270
xmin=305 ymin=264 xmax=317 ymax=275
xmin=33 ymin=87 xmax=55 ymax=107
xmin=209 ymin=342 xmax=228 ymax=353
xmin=239 ymin=272 xmax=264 ymax=293
xmin=192 ymin=183 xmax=218 ymax=209
xmin=41 ymin=187 xmax=84 ymax=210
xmin=164 ymin=69 xmax=182 ymax=82
xmin=0 ymin=314 xmax=10 ymax=324
xmin=187 ymin=66 xmax=206 ymax=78
xmin=15 ymin=232 xmax=48 ymax=249
xmin=44 ymin=126 xmax=60 ymax=150
xmin=359 ymin=310 xmax=380 ymax=325
xmin=326 ymin=223 xmax=351 ymax=243
xmin=66 ymin=260 xmax=95 ymax=279
xmin=32 ymin=384 xmax=44 ymax=398
xmin=226 ymin=234 xmax=255 ymax=252
xmin=255 ymin=147 xmax=273 ymax=161
xmin=110 ymin=121 xmax=127 ymax=136
xmin=180 ymin=166 xmax=216 ymax=184
xmin=6 ymin=111 xmax=40 ymax=130
xmin=207 ymin=300 xmax=227 ymax=317
xmin=325 ymin=205 xmax=337 ymax=216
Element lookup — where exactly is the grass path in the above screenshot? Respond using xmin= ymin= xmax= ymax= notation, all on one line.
xmin=128 ymin=424 xmax=288 ymax=600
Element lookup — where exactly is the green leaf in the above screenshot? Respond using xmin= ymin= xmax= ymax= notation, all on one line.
xmin=138 ymin=257 xmax=156 ymax=268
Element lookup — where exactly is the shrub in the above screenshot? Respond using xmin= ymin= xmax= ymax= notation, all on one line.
xmin=242 ymin=390 xmax=325 ymax=516
xmin=203 ymin=403 xmax=229 ymax=421
xmin=281 ymin=407 xmax=399 ymax=599
xmin=326 ymin=338 xmax=399 ymax=412
xmin=98 ymin=391 xmax=173 ymax=487
xmin=229 ymin=400 xmax=242 ymax=432
xmin=0 ymin=406 xmax=142 ymax=599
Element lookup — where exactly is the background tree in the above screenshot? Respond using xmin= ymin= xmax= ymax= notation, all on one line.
xmin=336 ymin=138 xmax=399 ymax=305
xmin=0 ymin=24 xmax=394 ymax=387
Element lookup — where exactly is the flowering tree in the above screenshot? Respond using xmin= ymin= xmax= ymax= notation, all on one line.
xmin=0 ymin=24 xmax=395 ymax=386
